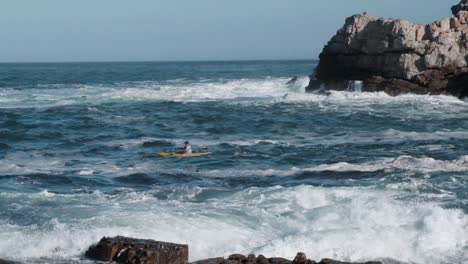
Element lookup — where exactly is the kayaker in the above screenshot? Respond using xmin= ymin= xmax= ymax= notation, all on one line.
xmin=183 ymin=141 xmax=192 ymax=154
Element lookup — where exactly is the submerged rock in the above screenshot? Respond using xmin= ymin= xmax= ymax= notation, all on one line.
xmin=286 ymin=76 xmax=299 ymax=85
xmin=308 ymin=0 xmax=468 ymax=98
xmin=85 ymin=236 xmax=188 ymax=264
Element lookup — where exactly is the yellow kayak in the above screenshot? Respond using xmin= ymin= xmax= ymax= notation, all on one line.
xmin=156 ymin=152 xmax=211 ymax=157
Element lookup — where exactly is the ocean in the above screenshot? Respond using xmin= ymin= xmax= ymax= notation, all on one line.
xmin=0 ymin=60 xmax=467 ymax=264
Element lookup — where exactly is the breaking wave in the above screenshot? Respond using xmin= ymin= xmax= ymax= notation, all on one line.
xmin=0 ymin=186 xmax=466 ymax=264
xmin=0 ymin=77 xmax=466 ymax=110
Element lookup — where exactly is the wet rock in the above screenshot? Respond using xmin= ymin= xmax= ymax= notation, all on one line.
xmin=84 ymin=238 xmax=385 ymax=264
xmin=85 ymin=236 xmax=188 ymax=264
xmin=318 ymin=259 xmax=381 ymax=264
xmin=0 ymin=259 xmax=16 ymax=264
xmin=191 ymin=257 xmax=226 ymax=264
xmin=256 ymin=255 xmax=269 ymax=264
xmin=246 ymin=254 xmax=257 ymax=264
xmin=286 ymin=76 xmax=299 ymax=85
xmin=198 ymin=254 xmax=257 ymax=264
xmin=268 ymin=257 xmax=292 ymax=264
xmin=189 ymin=253 xmax=381 ymax=264
xmin=308 ymin=0 xmax=468 ymax=98
xmin=292 ymin=252 xmax=315 ymax=264
xmin=228 ymin=254 xmax=247 ymax=262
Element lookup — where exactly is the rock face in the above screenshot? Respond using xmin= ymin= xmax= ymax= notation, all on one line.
xmin=191 ymin=253 xmax=382 ymax=264
xmin=85 ymin=236 xmax=188 ymax=264
xmin=308 ymin=0 xmax=468 ymax=98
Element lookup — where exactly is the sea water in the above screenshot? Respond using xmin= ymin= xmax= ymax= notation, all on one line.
xmin=0 ymin=61 xmax=467 ymax=264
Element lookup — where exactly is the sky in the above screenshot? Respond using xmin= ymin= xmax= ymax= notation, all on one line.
xmin=0 ymin=0 xmax=455 ymax=62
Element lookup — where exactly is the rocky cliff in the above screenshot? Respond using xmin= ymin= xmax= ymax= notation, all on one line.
xmin=307 ymin=0 xmax=468 ymax=98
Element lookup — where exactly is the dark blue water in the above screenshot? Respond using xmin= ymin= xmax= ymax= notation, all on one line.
xmin=0 ymin=61 xmax=467 ymax=264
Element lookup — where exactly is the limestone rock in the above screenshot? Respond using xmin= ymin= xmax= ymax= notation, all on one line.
xmin=308 ymin=0 xmax=468 ymax=98
xmin=85 ymin=236 xmax=188 ymax=264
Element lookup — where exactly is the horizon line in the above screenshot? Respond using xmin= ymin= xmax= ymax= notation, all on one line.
xmin=0 ymin=58 xmax=318 ymax=64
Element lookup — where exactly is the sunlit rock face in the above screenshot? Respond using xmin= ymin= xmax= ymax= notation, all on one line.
xmin=308 ymin=1 xmax=468 ymax=98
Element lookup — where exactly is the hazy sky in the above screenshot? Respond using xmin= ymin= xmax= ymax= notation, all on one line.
xmin=0 ymin=0 xmax=455 ymax=62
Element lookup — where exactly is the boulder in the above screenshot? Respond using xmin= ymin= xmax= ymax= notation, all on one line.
xmin=292 ymin=252 xmax=315 ymax=264
xmin=228 ymin=254 xmax=248 ymax=262
xmin=257 ymin=255 xmax=269 ymax=264
xmin=268 ymin=258 xmax=292 ymax=264
xmin=308 ymin=0 xmax=468 ymax=98
xmin=85 ymin=236 xmax=188 ymax=264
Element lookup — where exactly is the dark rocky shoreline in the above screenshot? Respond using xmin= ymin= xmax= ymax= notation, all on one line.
xmin=307 ymin=0 xmax=468 ymax=98
xmin=0 ymin=259 xmax=16 ymax=264
xmin=81 ymin=236 xmax=384 ymax=264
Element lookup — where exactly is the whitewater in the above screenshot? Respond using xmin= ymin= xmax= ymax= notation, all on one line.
xmin=0 ymin=61 xmax=467 ymax=264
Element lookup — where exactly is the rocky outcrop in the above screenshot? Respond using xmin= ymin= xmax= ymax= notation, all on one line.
xmin=84 ymin=237 xmax=383 ymax=264
xmin=0 ymin=259 xmax=16 ymax=264
xmin=85 ymin=236 xmax=188 ymax=264
xmin=307 ymin=0 xmax=468 ymax=98
xmin=192 ymin=253 xmax=382 ymax=264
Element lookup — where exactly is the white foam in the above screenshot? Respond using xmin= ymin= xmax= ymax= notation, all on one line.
xmin=2 ymin=150 xmax=467 ymax=179
xmin=198 ymin=155 xmax=468 ymax=179
xmin=0 ymin=185 xmax=467 ymax=263
xmin=0 ymin=151 xmax=66 ymax=175
xmin=306 ymin=155 xmax=468 ymax=173
xmin=1 ymin=77 xmax=467 ymax=112
xmin=0 ymin=77 xmax=298 ymax=108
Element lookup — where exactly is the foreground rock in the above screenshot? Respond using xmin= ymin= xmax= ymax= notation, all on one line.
xmin=192 ymin=253 xmax=382 ymax=264
xmin=85 ymin=236 xmax=188 ymax=264
xmin=0 ymin=259 xmax=16 ymax=264
xmin=307 ymin=0 xmax=468 ymax=98
xmin=85 ymin=237 xmax=383 ymax=264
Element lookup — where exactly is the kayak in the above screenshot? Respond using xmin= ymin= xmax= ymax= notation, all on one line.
xmin=156 ymin=152 xmax=211 ymax=157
